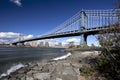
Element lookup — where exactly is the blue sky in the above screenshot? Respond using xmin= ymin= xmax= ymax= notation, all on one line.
xmin=0 ymin=0 xmax=118 ymax=45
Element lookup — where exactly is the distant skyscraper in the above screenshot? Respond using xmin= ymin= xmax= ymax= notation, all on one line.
xmin=25 ymin=42 xmax=31 ymax=46
xmin=39 ymin=42 xmax=44 ymax=47
xmin=58 ymin=42 xmax=62 ymax=47
xmin=45 ymin=42 xmax=49 ymax=47
xmin=30 ymin=42 xmax=37 ymax=47
xmin=65 ymin=44 xmax=69 ymax=48
xmin=54 ymin=42 xmax=62 ymax=48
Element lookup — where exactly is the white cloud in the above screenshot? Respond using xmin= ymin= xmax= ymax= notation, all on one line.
xmin=0 ymin=32 xmax=34 ymax=43
xmin=12 ymin=34 xmax=34 ymax=42
xmin=24 ymin=35 xmax=34 ymax=39
xmin=10 ymin=0 xmax=22 ymax=7
xmin=0 ymin=39 xmax=8 ymax=42
xmin=0 ymin=32 xmax=20 ymax=43
xmin=0 ymin=32 xmax=20 ymax=39
xmin=66 ymin=38 xmax=80 ymax=43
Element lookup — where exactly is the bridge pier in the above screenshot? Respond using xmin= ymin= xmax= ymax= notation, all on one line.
xmin=80 ymin=34 xmax=87 ymax=46
xmin=80 ymin=10 xmax=87 ymax=46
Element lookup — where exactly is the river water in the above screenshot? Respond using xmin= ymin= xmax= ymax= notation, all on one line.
xmin=0 ymin=47 xmax=65 ymax=76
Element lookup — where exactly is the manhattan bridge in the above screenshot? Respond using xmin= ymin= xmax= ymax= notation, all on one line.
xmin=12 ymin=9 xmax=120 ymax=46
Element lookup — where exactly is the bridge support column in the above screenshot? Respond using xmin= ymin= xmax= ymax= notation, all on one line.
xmin=80 ymin=10 xmax=87 ymax=46
xmin=80 ymin=34 xmax=87 ymax=46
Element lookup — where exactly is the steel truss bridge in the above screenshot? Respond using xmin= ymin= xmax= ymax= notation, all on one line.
xmin=12 ymin=9 xmax=120 ymax=46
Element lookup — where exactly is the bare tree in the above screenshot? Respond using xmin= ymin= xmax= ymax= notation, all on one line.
xmin=96 ymin=2 xmax=120 ymax=79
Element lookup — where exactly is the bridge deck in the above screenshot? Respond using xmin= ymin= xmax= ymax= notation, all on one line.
xmin=12 ymin=26 xmax=118 ymax=45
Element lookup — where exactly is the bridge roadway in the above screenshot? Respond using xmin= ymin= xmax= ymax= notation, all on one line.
xmin=11 ymin=26 xmax=117 ymax=45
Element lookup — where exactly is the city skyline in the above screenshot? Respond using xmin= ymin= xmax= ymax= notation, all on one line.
xmin=0 ymin=0 xmax=117 ymax=46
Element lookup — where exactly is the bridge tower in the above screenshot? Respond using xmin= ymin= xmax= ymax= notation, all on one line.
xmin=18 ymin=34 xmax=24 ymax=45
xmin=80 ymin=10 xmax=87 ymax=46
xmin=19 ymin=34 xmax=24 ymax=41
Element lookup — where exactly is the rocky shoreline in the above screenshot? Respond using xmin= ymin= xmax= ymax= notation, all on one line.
xmin=1 ymin=50 xmax=101 ymax=80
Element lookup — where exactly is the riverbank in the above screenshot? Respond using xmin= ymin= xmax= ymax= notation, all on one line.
xmin=1 ymin=50 xmax=101 ymax=80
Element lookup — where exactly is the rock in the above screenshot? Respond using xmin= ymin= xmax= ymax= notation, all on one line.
xmin=20 ymin=76 xmax=25 ymax=80
xmin=2 ymin=78 xmax=8 ymax=80
xmin=1 ymin=51 xmax=100 ymax=80
xmin=73 ymin=68 xmax=80 ymax=75
xmin=51 ymin=63 xmax=78 ymax=80
xmin=18 ymin=70 xmax=25 ymax=74
xmin=32 ymin=66 xmax=42 ymax=71
xmin=56 ymin=78 xmax=63 ymax=80
xmin=26 ymin=76 xmax=34 ymax=80
xmin=8 ymin=77 xmax=16 ymax=80
xmin=63 ymin=62 xmax=71 ymax=66
xmin=26 ymin=70 xmax=33 ymax=76
xmin=33 ymin=73 xmax=50 ymax=80
xmin=78 ymin=76 xmax=86 ymax=80
xmin=61 ymin=67 xmax=78 ymax=80
xmin=16 ymin=74 xmax=24 ymax=79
